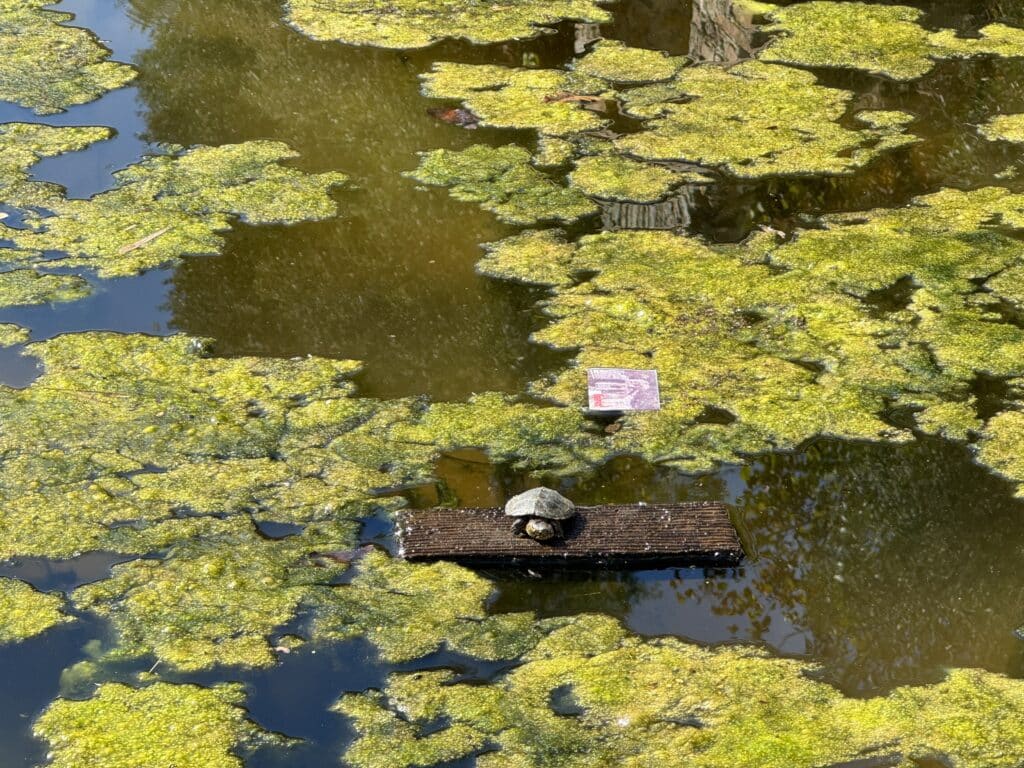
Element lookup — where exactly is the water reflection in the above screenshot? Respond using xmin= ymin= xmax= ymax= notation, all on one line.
xmin=123 ymin=0 xmax=582 ymax=400
xmin=450 ymin=439 xmax=1024 ymax=695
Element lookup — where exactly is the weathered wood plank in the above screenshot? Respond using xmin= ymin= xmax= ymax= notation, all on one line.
xmin=397 ymin=502 xmax=743 ymax=568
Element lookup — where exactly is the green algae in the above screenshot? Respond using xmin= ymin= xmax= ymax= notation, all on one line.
xmin=572 ymin=40 xmax=683 ymax=84
xmin=338 ymin=614 xmax=1024 ymax=767
xmin=977 ymin=410 xmax=1024 ymax=496
xmin=0 ymin=332 xmax=380 ymax=559
xmin=313 ymin=550 xmax=549 ymax=663
xmin=460 ymin=186 xmax=1024 ymax=478
xmin=0 ymin=577 xmax=69 ymax=643
xmin=764 ymin=187 xmax=1024 ymax=383
xmin=758 ymin=2 xmax=1024 ymax=81
xmin=284 ymin=0 xmax=611 ymax=49
xmin=421 ymin=63 xmax=610 ymax=136
xmin=5 ymin=142 xmax=348 ymax=277
xmin=0 ymin=323 xmax=29 ymax=346
xmin=0 ymin=331 xmax=598 ymax=564
xmin=616 ymin=60 xmax=918 ymax=178
xmin=74 ymin=520 xmax=352 ymax=670
xmin=519 ymin=229 xmax=915 ymax=471
xmin=422 ymin=47 xmax=915 ymax=182
xmin=0 ymin=123 xmax=112 ymax=207
xmin=569 ymin=155 xmax=687 ymax=202
xmin=395 ymin=391 xmax=603 ymax=476
xmin=981 ymin=113 xmax=1024 ymax=143
xmin=0 ymin=0 xmax=136 ymax=114
xmin=478 ymin=229 xmax=577 ymax=287
xmin=409 ymin=144 xmax=597 ymax=225
xmin=0 ymin=269 xmax=91 ymax=308
xmin=533 ymin=137 xmax=576 ymax=168
xmin=34 ymin=682 xmax=269 ymax=768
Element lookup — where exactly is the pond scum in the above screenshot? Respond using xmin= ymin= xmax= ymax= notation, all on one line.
xmin=5 ymin=0 xmax=1024 ymax=765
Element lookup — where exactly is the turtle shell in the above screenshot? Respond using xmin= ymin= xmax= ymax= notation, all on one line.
xmin=504 ymin=487 xmax=575 ymax=520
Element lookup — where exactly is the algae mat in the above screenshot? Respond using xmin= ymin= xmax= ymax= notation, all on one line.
xmin=3 ymin=0 xmax=1024 ymax=766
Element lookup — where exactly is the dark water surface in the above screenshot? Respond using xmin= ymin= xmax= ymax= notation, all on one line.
xmin=3 ymin=0 xmax=1024 ymax=764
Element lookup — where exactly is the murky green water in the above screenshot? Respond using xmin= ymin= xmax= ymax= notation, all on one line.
xmin=5 ymin=0 xmax=1024 ymax=765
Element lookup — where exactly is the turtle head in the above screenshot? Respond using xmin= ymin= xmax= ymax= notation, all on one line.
xmin=525 ymin=517 xmax=556 ymax=541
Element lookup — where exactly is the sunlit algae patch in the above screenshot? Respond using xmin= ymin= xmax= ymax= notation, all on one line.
xmin=422 ymin=55 xmax=917 ymax=181
xmin=981 ymin=113 xmax=1024 ymax=143
xmin=0 ymin=136 xmax=349 ymax=277
xmin=615 ymin=60 xmax=918 ymax=177
xmin=421 ymin=63 xmax=612 ymax=136
xmin=0 ymin=332 xmax=413 ymax=561
xmin=409 ymin=144 xmax=598 ymax=225
xmin=476 ymin=186 xmax=1024 ymax=481
xmin=0 ymin=323 xmax=29 ymax=346
xmin=311 ymin=550 xmax=555 ymax=663
xmin=569 ymin=156 xmax=696 ymax=202
xmin=35 ymin=682 xmax=272 ymax=768
xmin=284 ymin=0 xmax=612 ymax=49
xmin=0 ymin=269 xmax=91 ymax=308
xmin=337 ymin=614 xmax=1024 ymax=768
xmin=73 ymin=518 xmax=357 ymax=671
xmin=0 ymin=0 xmax=136 ymax=114
xmin=571 ymin=39 xmax=684 ymax=84
xmin=0 ymin=577 xmax=68 ymax=642
xmin=755 ymin=1 xmax=1024 ymax=81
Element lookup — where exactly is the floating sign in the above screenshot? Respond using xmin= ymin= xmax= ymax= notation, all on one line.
xmin=587 ymin=368 xmax=661 ymax=411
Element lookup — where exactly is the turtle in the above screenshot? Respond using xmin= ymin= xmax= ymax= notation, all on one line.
xmin=504 ymin=487 xmax=576 ymax=541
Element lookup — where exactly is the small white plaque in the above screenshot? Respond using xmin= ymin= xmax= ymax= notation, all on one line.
xmin=587 ymin=368 xmax=661 ymax=411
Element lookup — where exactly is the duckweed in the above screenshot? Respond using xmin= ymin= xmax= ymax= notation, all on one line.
xmin=459 ymin=186 xmax=1024 ymax=479
xmin=423 ymin=47 xmax=915 ymax=183
xmin=478 ymin=229 xmax=577 ymax=287
xmin=34 ymin=682 xmax=269 ymax=768
xmin=758 ymin=1 xmax=1024 ymax=81
xmin=0 ymin=333 xmax=376 ymax=559
xmin=339 ymin=614 xmax=1024 ymax=767
xmin=285 ymin=0 xmax=611 ymax=49
xmin=409 ymin=144 xmax=598 ymax=225
xmin=0 ymin=577 xmax=69 ymax=643
xmin=5 ymin=142 xmax=348 ymax=277
xmin=0 ymin=0 xmax=136 ymax=114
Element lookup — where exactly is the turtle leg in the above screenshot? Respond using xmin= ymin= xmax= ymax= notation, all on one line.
xmin=550 ymin=520 xmax=563 ymax=538
xmin=511 ymin=518 xmax=528 ymax=537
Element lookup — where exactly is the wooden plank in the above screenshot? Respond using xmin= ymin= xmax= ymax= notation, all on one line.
xmin=397 ymin=502 xmax=743 ymax=568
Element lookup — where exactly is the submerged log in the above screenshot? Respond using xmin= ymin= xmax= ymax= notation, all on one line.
xmin=397 ymin=502 xmax=743 ymax=568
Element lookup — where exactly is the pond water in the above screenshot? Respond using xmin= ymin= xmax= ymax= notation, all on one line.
xmin=4 ymin=0 xmax=1024 ymax=765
